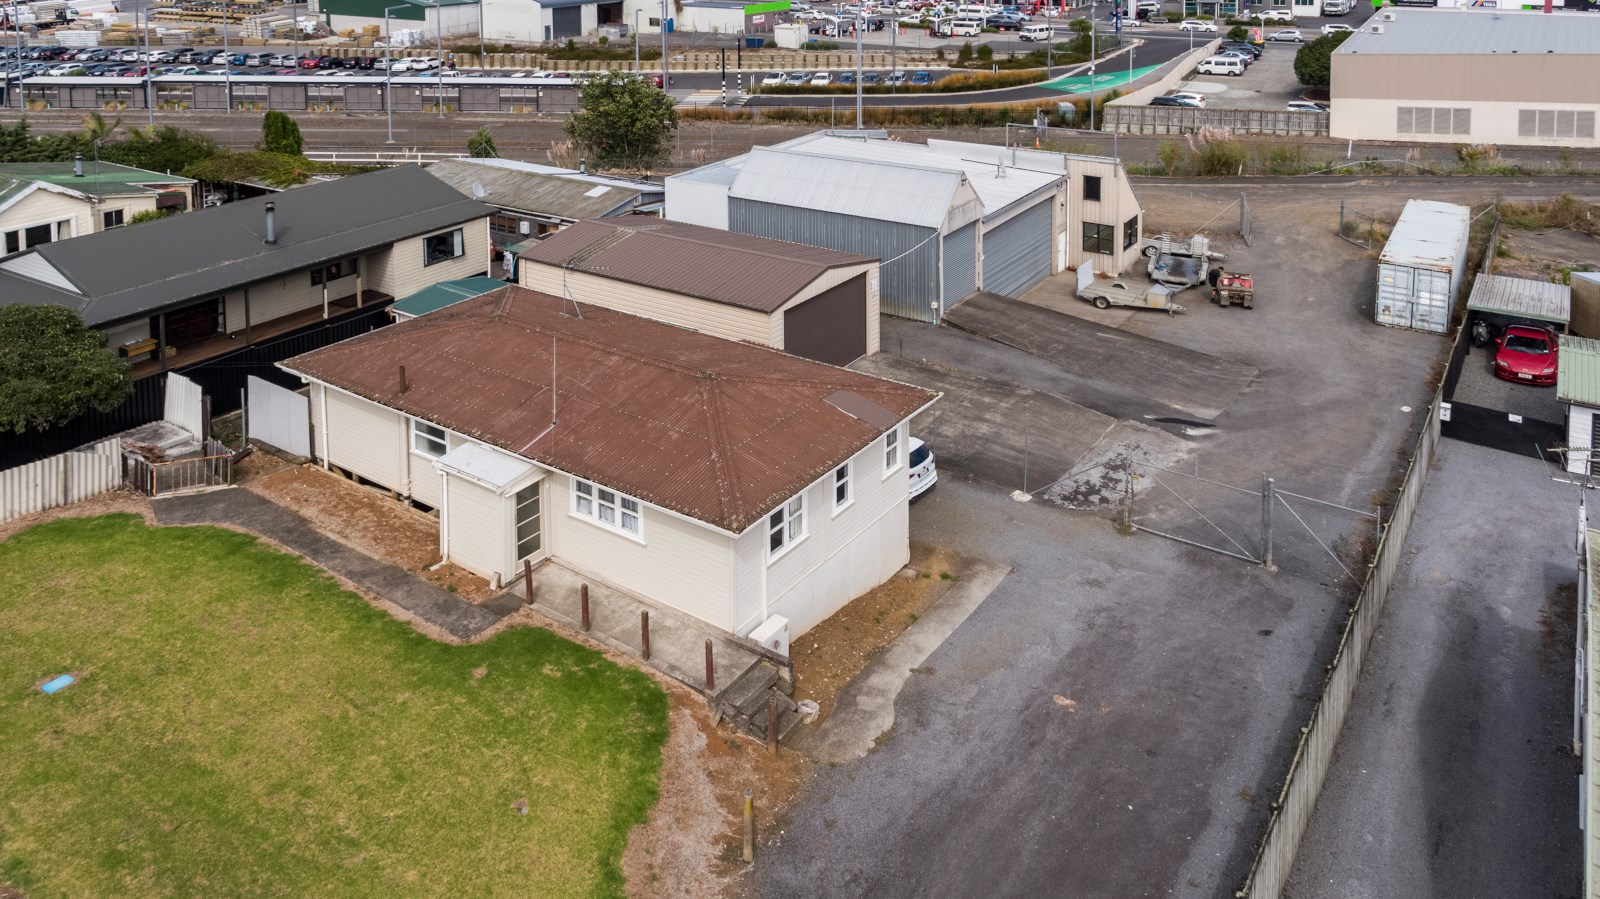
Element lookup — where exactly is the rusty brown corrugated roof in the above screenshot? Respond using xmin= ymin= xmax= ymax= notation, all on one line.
xmin=280 ymin=286 xmax=935 ymax=533
xmin=514 ymin=217 xmax=876 ymax=313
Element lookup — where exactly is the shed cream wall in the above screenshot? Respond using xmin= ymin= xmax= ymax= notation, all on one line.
xmin=1064 ymin=156 xmax=1142 ymax=276
xmin=1330 ymin=96 xmax=1600 ymax=148
xmin=546 ymin=473 xmax=737 ymax=630
xmin=737 ymin=426 xmax=911 ymax=637
xmin=222 ymin=267 xmax=358 ymax=332
xmin=364 ymin=218 xmax=492 ymax=297
xmin=0 ymin=189 xmax=87 ymax=239
xmin=517 ymin=262 xmax=774 ymax=346
xmin=769 ymin=262 xmax=881 ymax=356
xmin=322 ymin=385 xmax=407 ymax=489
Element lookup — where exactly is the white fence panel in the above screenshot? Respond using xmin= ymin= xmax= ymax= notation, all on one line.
xmin=164 ymin=371 xmax=204 ymax=438
xmin=0 ymin=438 xmax=122 ymax=524
xmin=246 ymin=376 xmax=311 ymax=458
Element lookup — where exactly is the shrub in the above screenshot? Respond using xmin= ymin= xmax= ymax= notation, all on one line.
xmin=1195 ymin=140 xmax=1247 ymax=176
xmin=1227 ymin=24 xmax=1248 ymax=41
xmin=976 ymin=43 xmax=994 ymax=62
xmin=1158 ymin=140 xmax=1186 ymax=175
xmin=957 ymin=41 xmax=973 ymax=64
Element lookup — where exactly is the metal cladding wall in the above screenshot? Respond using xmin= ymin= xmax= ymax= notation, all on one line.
xmin=943 ymin=223 xmax=978 ymax=308
xmin=981 ymin=200 xmax=1053 ymax=299
xmin=730 ymin=198 xmax=940 ymax=323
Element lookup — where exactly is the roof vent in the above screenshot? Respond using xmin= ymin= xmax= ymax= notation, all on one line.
xmin=1369 ymin=23 xmax=1384 ymax=33
xmin=1381 ymin=9 xmax=1396 ymax=19
xmin=264 ymin=201 xmax=277 ymax=245
xmin=73 ymin=154 xmax=83 ymax=177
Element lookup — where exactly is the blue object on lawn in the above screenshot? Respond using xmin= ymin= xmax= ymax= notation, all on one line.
xmin=40 ymin=674 xmax=75 ymax=694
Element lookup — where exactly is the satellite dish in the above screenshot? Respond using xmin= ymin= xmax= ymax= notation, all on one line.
xmin=471 ymin=181 xmax=486 ymax=199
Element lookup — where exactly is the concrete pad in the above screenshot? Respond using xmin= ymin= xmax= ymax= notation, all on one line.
xmin=852 ymin=354 xmax=1117 ymax=493
xmin=944 ymin=292 xmax=1260 ymax=420
xmin=798 ymin=555 xmax=1012 ymax=764
xmin=1450 ymin=344 xmax=1564 ymax=425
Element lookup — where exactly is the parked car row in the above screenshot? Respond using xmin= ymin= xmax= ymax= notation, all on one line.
xmin=761 ymin=69 xmax=934 ymax=87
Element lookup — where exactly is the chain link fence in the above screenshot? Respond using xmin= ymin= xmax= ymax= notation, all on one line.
xmin=1337 ymin=199 xmax=1389 ymax=251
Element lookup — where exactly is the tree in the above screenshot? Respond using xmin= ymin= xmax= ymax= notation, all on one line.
xmin=467 ymin=125 xmax=498 ymax=158
xmin=1069 ymin=16 xmax=1092 ymax=34
xmin=1293 ymin=30 xmax=1351 ymax=87
xmin=1227 ymin=24 xmax=1249 ymax=41
xmin=0 ymin=305 xmax=131 ymax=434
xmin=100 ymin=125 xmax=219 ymax=175
xmin=259 ymin=111 xmax=304 ymax=156
xmin=562 ymin=71 xmax=679 ymax=171
xmin=80 ymin=111 xmax=121 ymax=144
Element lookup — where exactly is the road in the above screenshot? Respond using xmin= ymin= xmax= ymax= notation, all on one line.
xmin=1283 ymin=438 xmax=1583 ymax=899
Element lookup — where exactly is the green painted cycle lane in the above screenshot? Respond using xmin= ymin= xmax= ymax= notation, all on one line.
xmin=1041 ymin=62 xmax=1165 ymax=93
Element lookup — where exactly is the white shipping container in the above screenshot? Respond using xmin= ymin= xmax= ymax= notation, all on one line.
xmin=1375 ymin=199 xmax=1471 ymax=334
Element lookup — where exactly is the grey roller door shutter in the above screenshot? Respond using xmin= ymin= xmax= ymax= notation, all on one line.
xmin=784 ymin=274 xmax=868 ymax=366
xmin=981 ymin=200 xmax=1052 ymax=298
xmin=553 ymin=6 xmax=582 ymax=38
xmin=943 ymin=222 xmax=977 ymax=308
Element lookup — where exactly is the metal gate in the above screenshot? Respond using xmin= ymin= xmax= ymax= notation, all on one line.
xmin=943 ymin=222 xmax=977 ymax=307
xmin=981 ymin=200 xmax=1052 ymax=299
xmin=246 ymin=375 xmax=310 ymax=458
xmin=1130 ymin=463 xmax=1380 ymax=586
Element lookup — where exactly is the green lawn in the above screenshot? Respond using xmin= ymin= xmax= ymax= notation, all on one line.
xmin=0 ymin=515 xmax=668 ymax=899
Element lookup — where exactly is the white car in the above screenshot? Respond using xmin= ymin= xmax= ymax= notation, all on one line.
xmin=413 ymin=56 xmax=442 ymax=70
xmin=908 ymin=437 xmax=937 ymax=501
xmin=1287 ymin=100 xmax=1329 ymax=112
xmin=1178 ymin=19 xmax=1217 ymax=31
xmin=810 ymin=71 xmax=831 ymax=85
xmin=1256 ymin=8 xmax=1294 ymax=21
xmin=1266 ymin=28 xmax=1302 ymax=41
xmin=784 ymin=70 xmax=810 ymax=85
xmin=1168 ymin=90 xmax=1206 ymax=107
xmin=1321 ymin=22 xmax=1354 ymax=33
xmin=1137 ymin=0 xmax=1161 ymax=10
xmin=45 ymin=63 xmax=79 ymax=76
xmin=761 ymin=70 xmax=784 ymax=85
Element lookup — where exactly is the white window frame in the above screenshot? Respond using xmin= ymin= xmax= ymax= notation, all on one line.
xmin=767 ymin=493 xmax=807 ymax=563
xmin=411 ymin=418 xmax=448 ymax=458
xmin=571 ymin=477 xmax=644 ymax=541
xmin=883 ymin=428 xmax=902 ymax=478
xmin=832 ymin=461 xmax=853 ymax=515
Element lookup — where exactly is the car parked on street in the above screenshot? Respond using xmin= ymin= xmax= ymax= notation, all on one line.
xmin=1494 ymin=325 xmax=1559 ymax=386
xmin=811 ymin=71 xmax=831 ymax=84
xmin=1321 ymin=22 xmax=1353 ymax=33
xmin=762 ymin=70 xmax=784 ymax=85
xmin=910 ymin=70 xmax=932 ymax=84
xmin=1266 ymin=28 xmax=1303 ymax=41
xmin=784 ymin=70 xmax=811 ymax=84
xmin=1178 ymin=18 xmax=1217 ymax=31
xmin=1256 ymin=8 xmax=1294 ymax=21
xmin=908 ymin=436 xmax=937 ymax=500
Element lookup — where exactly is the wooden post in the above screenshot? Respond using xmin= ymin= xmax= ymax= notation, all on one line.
xmin=201 ymin=394 xmax=211 ymax=441
xmin=742 ymin=789 xmax=754 ymax=863
xmin=640 ymin=610 xmax=651 ymax=661
xmin=523 ymin=559 xmax=533 ymax=604
xmin=580 ymin=584 xmax=590 ymax=631
xmin=704 ymin=639 xmax=715 ymax=692
xmin=766 ymin=694 xmax=779 ymax=754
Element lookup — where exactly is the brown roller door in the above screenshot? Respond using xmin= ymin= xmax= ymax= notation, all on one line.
xmin=783 ymin=274 xmax=867 ymax=366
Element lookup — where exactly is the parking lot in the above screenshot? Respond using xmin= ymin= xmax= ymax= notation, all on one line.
xmin=1178 ymin=39 xmax=1313 ymax=111
xmin=757 ymin=181 xmax=1470 ymax=897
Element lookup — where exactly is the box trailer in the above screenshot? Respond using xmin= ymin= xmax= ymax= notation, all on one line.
xmin=1375 ymin=199 xmax=1471 ymax=334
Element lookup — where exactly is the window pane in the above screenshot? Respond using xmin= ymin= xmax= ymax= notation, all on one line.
xmin=598 ymin=489 xmax=616 ymax=505
xmin=577 ymin=495 xmax=593 ymax=515
xmin=621 ymin=497 xmax=639 ymax=514
xmin=770 ymin=528 xmax=784 ymax=552
xmin=598 ymin=504 xmax=615 ymax=524
xmin=576 ymin=481 xmax=592 ymax=496
xmin=621 ymin=511 xmax=639 ymax=533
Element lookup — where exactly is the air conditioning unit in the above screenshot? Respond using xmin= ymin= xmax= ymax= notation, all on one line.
xmin=750 ymin=615 xmax=791 ymax=657
xmin=1369 ymin=23 xmax=1384 ymax=32
xmin=1381 ymin=10 xmax=1396 ymax=19
xmin=518 ymin=220 xmax=531 ymax=234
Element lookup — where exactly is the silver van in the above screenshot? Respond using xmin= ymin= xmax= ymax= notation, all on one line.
xmin=1020 ymin=22 xmax=1052 ymax=40
xmin=245 ymin=52 xmax=272 ymax=67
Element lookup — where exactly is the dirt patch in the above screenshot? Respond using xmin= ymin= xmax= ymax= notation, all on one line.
xmin=1496 ymin=228 xmax=1600 ymax=284
xmin=0 ymin=882 xmax=24 ymax=899
xmin=789 ymin=543 xmax=960 ymax=723
xmin=244 ymin=465 xmax=496 ymax=601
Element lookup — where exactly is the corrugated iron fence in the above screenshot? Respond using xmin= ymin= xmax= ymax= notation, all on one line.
xmin=1236 ymin=385 xmax=1444 ymax=898
xmin=0 ymin=438 xmax=122 ymax=525
xmin=1105 ymin=107 xmax=1330 ymax=136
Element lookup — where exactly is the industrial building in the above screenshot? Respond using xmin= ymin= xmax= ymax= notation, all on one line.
xmin=1331 ymin=7 xmax=1600 ymax=148
xmin=665 ymin=132 xmax=1143 ymax=323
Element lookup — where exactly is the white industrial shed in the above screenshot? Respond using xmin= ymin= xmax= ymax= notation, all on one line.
xmin=666 ymin=131 xmax=1143 ymax=323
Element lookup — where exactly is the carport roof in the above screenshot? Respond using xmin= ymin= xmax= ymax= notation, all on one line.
xmin=390 ymin=276 xmax=509 ymax=317
xmin=1467 ymin=274 xmax=1570 ymax=325
xmin=1558 ymin=336 xmax=1600 ymax=408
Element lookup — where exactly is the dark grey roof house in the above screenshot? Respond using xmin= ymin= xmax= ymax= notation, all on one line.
xmin=0 ymin=165 xmax=494 ymax=378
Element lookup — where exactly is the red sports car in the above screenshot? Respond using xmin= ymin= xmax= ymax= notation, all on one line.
xmin=1493 ymin=324 xmax=1559 ymax=386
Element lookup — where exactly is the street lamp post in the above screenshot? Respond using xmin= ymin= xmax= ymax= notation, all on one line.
xmin=11 ymin=0 xmax=22 ymax=110
xmin=384 ymin=3 xmax=408 ymax=142
xmin=854 ymin=9 xmax=862 ymax=129
xmin=141 ymin=5 xmax=153 ymax=127
xmin=222 ymin=0 xmax=231 ymax=112
xmin=430 ymin=0 xmax=443 ymax=119
xmin=1089 ymin=0 xmax=1096 ymax=130
xmin=634 ymin=10 xmax=640 ymax=72
xmin=659 ymin=0 xmax=668 ymax=89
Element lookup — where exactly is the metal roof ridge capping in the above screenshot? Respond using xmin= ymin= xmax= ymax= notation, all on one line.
xmin=278 ymin=286 xmax=937 ymax=532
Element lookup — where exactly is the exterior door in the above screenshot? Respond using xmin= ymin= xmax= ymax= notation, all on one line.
xmin=513 ymin=481 xmax=543 ymax=564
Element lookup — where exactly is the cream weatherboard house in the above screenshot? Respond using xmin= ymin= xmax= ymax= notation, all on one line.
xmin=280 ymin=287 xmax=938 ymax=639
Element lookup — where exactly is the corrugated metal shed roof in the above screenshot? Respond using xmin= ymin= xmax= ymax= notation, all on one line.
xmin=729 ymin=147 xmax=962 ymax=229
xmin=513 ymin=217 xmax=874 ymax=313
xmin=0 ymin=165 xmax=491 ymax=327
xmin=1337 ymin=7 xmax=1600 ymax=56
xmin=1380 ymin=200 xmax=1471 ymax=272
xmin=450 ymin=157 xmax=663 ymax=196
xmin=670 ymin=157 xmax=744 ymax=187
xmin=1467 ymin=273 xmax=1571 ymax=324
xmin=779 ymin=134 xmax=1061 ymax=220
xmin=390 ymin=276 xmax=508 ymax=318
xmin=279 ymin=286 xmax=936 ymax=532
xmin=1558 ymin=335 xmax=1600 ymax=408
xmin=0 ymin=160 xmax=193 ymax=197
xmin=427 ymin=158 xmax=643 ymax=223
